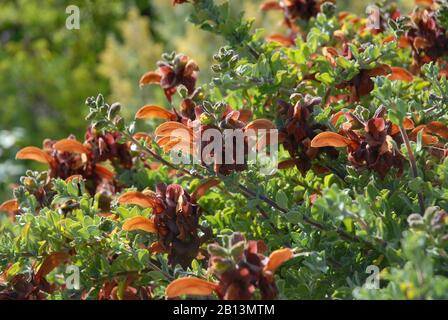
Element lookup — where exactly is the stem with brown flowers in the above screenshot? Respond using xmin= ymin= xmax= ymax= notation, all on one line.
xmin=125 ymin=131 xmax=379 ymax=250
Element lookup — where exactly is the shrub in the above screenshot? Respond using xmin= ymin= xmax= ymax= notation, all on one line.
xmin=1 ymin=0 xmax=448 ymax=300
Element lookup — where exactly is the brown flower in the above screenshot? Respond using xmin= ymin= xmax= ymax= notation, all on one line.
xmin=135 ymin=102 xmax=275 ymax=176
xmin=261 ymin=0 xmax=331 ymax=27
xmin=323 ymin=45 xmax=413 ymax=102
xmin=140 ymin=53 xmax=199 ymax=102
xmin=277 ymin=94 xmax=338 ymax=174
xmin=404 ymin=7 xmax=448 ymax=68
xmin=15 ymin=128 xmax=132 ymax=196
xmin=165 ymin=233 xmax=293 ymax=300
xmin=0 ymin=273 xmax=55 ymax=300
xmin=312 ymin=106 xmax=405 ymax=178
xmin=120 ymin=182 xmax=216 ymax=268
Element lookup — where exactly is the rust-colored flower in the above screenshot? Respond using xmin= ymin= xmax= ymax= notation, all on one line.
xmin=323 ymin=44 xmax=413 ymax=102
xmin=119 ymin=182 xmax=215 ymax=268
xmin=0 ymin=251 xmax=72 ymax=300
xmin=408 ymin=120 xmax=448 ymax=159
xmin=135 ymin=102 xmax=274 ymax=176
xmin=277 ymin=94 xmax=338 ymax=174
xmin=261 ymin=0 xmax=331 ymax=27
xmin=403 ymin=7 xmax=448 ymax=68
xmin=0 ymin=199 xmax=19 ymax=221
xmin=140 ymin=53 xmax=199 ymax=102
xmin=0 ymin=273 xmax=55 ymax=300
xmin=165 ymin=233 xmax=293 ymax=300
xmin=312 ymin=106 xmax=405 ymax=178
xmin=84 ymin=128 xmax=133 ymax=169
xmin=15 ymin=129 xmax=132 ymax=196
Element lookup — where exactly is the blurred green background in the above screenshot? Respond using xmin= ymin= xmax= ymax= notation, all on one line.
xmin=0 ymin=0 xmax=414 ymax=201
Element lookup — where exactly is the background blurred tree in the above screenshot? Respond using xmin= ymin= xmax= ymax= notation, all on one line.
xmin=98 ymin=8 xmax=164 ymax=118
xmin=0 ymin=0 xmax=154 ymax=200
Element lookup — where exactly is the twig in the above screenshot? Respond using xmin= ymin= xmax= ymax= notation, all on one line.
xmin=399 ymin=125 xmax=425 ymax=215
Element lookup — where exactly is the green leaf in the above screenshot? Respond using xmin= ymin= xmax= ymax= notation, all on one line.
xmin=276 ymin=190 xmax=289 ymax=209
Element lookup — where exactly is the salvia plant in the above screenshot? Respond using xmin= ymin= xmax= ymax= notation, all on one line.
xmin=1 ymin=0 xmax=448 ymax=300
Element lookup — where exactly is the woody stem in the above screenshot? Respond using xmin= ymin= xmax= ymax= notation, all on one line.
xmin=399 ymin=125 xmax=425 ymax=215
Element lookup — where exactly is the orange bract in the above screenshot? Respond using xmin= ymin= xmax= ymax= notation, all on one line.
xmin=260 ymin=1 xmax=282 ymax=11
xmin=403 ymin=118 xmax=415 ymax=130
xmin=245 ymin=119 xmax=276 ymax=132
xmin=422 ymin=134 xmax=439 ymax=145
xmin=16 ymin=147 xmax=54 ymax=165
xmin=388 ymin=67 xmax=414 ymax=82
xmin=162 ymin=139 xmax=193 ymax=155
xmin=135 ymin=105 xmax=176 ymax=121
xmin=311 ymin=132 xmax=352 ymax=148
xmin=165 ymin=277 xmax=217 ymax=298
xmin=149 ymin=242 xmax=166 ymax=254
xmin=155 ymin=121 xmax=192 ymax=138
xmin=118 ymin=191 xmax=164 ymax=214
xmin=191 ymin=178 xmax=220 ymax=202
xmin=53 ymin=139 xmax=90 ymax=154
xmin=415 ymin=0 xmax=434 ymax=6
xmin=133 ymin=132 xmax=153 ymax=144
xmin=0 ymin=199 xmax=19 ymax=212
xmin=427 ymin=121 xmax=448 ymax=139
xmin=139 ymin=71 xmax=162 ymax=87
xmin=95 ymin=165 xmax=115 ymax=180
xmin=122 ymin=216 xmax=156 ymax=233
xmin=266 ymin=34 xmax=294 ymax=46
xmin=264 ymin=248 xmax=294 ymax=273
xmin=35 ymin=252 xmax=71 ymax=281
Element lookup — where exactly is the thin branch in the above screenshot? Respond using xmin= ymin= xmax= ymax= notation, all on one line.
xmin=399 ymin=125 xmax=425 ymax=215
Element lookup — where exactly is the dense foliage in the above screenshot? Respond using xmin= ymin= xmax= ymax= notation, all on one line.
xmin=1 ymin=0 xmax=448 ymax=300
